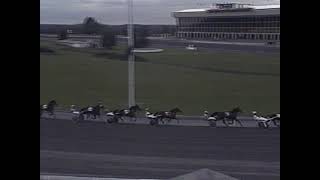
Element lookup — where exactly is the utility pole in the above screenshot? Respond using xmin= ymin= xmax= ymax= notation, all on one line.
xmin=127 ymin=0 xmax=135 ymax=107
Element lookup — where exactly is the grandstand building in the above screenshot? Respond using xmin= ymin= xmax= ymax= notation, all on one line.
xmin=172 ymin=3 xmax=280 ymax=41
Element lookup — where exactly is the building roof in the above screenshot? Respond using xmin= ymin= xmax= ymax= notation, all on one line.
xmin=253 ymin=5 xmax=280 ymax=10
xmin=174 ymin=4 xmax=280 ymax=13
xmin=176 ymin=9 xmax=208 ymax=13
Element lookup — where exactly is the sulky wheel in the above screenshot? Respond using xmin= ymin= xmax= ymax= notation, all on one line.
xmin=258 ymin=122 xmax=269 ymax=129
xmin=209 ymin=120 xmax=217 ymax=127
xmin=150 ymin=119 xmax=159 ymax=126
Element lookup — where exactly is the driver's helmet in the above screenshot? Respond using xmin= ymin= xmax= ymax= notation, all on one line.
xmin=252 ymin=111 xmax=257 ymax=115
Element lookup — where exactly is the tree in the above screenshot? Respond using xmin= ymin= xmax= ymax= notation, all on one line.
xmin=134 ymin=27 xmax=149 ymax=48
xmin=82 ymin=17 xmax=102 ymax=34
xmin=101 ymin=28 xmax=116 ymax=49
xmin=58 ymin=29 xmax=68 ymax=40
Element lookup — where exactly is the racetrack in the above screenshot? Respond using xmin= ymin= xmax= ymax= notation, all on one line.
xmin=40 ymin=117 xmax=280 ymax=180
xmin=41 ymin=111 xmax=279 ymax=128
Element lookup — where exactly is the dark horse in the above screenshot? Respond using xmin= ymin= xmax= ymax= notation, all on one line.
xmin=106 ymin=109 xmax=123 ymax=124
xmin=40 ymin=100 xmax=58 ymax=119
xmin=154 ymin=107 xmax=182 ymax=124
xmin=207 ymin=107 xmax=243 ymax=127
xmin=118 ymin=104 xmax=142 ymax=122
xmin=80 ymin=103 xmax=104 ymax=120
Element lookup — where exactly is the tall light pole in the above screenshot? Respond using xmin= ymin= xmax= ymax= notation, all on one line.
xmin=127 ymin=0 xmax=135 ymax=107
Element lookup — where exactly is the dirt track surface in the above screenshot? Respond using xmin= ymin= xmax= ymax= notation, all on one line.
xmin=40 ymin=119 xmax=280 ymax=180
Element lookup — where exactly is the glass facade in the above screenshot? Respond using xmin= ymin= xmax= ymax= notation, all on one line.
xmin=175 ymin=14 xmax=280 ymax=41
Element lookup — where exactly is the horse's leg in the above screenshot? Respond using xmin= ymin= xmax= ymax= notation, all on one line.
xmin=267 ymin=120 xmax=272 ymax=128
xmin=272 ymin=119 xmax=276 ymax=126
xmin=273 ymin=119 xmax=280 ymax=127
xmin=53 ymin=112 xmax=56 ymax=120
xmin=160 ymin=118 xmax=165 ymax=124
xmin=276 ymin=120 xmax=280 ymax=127
xmin=236 ymin=119 xmax=243 ymax=127
xmin=49 ymin=111 xmax=54 ymax=119
xmin=120 ymin=116 xmax=124 ymax=122
xmin=223 ymin=118 xmax=229 ymax=127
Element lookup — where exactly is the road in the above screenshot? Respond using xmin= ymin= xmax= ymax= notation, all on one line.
xmin=40 ymin=115 xmax=280 ymax=180
xmin=40 ymin=34 xmax=280 ymax=53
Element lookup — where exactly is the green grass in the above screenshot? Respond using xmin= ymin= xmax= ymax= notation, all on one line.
xmin=40 ymin=40 xmax=280 ymax=115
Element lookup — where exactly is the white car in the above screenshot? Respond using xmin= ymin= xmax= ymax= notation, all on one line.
xmin=186 ymin=45 xmax=197 ymax=51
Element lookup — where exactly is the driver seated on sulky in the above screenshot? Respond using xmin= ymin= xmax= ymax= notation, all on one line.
xmin=252 ymin=111 xmax=270 ymax=122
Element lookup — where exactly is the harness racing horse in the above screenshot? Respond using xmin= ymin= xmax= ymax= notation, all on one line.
xmin=204 ymin=111 xmax=229 ymax=127
xmin=204 ymin=107 xmax=243 ymax=127
xmin=40 ymin=100 xmax=58 ymax=119
xmin=145 ymin=108 xmax=162 ymax=126
xmin=253 ymin=111 xmax=280 ymax=128
xmin=80 ymin=103 xmax=105 ymax=120
xmin=225 ymin=107 xmax=243 ymax=127
xmin=154 ymin=108 xmax=182 ymax=124
xmin=118 ymin=105 xmax=142 ymax=122
xmin=106 ymin=109 xmax=123 ymax=124
xmin=70 ymin=105 xmax=85 ymax=123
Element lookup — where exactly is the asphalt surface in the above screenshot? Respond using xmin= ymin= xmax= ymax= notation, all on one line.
xmin=117 ymin=38 xmax=280 ymax=54
xmin=40 ymin=34 xmax=280 ymax=54
xmin=40 ymin=115 xmax=280 ymax=180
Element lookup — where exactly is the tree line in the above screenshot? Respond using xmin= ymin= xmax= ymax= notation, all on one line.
xmin=56 ymin=17 xmax=159 ymax=49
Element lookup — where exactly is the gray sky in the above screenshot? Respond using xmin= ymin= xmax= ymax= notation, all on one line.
xmin=40 ymin=0 xmax=280 ymax=25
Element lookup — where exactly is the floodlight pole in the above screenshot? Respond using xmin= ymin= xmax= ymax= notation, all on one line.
xmin=127 ymin=0 xmax=135 ymax=107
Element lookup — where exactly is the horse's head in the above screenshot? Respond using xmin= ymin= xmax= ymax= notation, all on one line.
xmin=130 ymin=104 xmax=142 ymax=112
xmin=96 ymin=102 xmax=104 ymax=109
xmin=99 ymin=104 xmax=104 ymax=109
xmin=136 ymin=104 xmax=142 ymax=111
xmin=232 ymin=107 xmax=242 ymax=113
xmin=49 ymin=100 xmax=58 ymax=106
xmin=170 ymin=107 xmax=182 ymax=113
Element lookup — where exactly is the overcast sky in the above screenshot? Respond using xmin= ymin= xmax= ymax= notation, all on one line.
xmin=40 ymin=0 xmax=280 ymax=25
